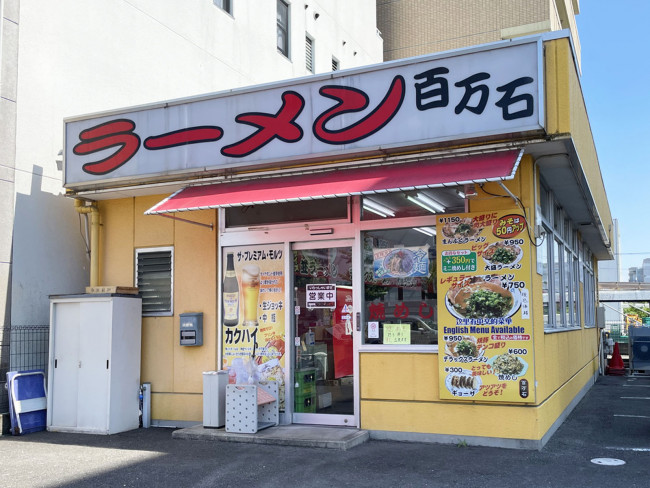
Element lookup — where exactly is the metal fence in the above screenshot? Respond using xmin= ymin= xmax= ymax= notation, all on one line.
xmin=0 ymin=325 xmax=50 ymax=414
xmin=0 ymin=327 xmax=9 ymax=413
xmin=608 ymin=323 xmax=628 ymax=343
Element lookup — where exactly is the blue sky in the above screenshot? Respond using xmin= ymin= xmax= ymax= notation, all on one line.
xmin=577 ymin=3 xmax=650 ymax=276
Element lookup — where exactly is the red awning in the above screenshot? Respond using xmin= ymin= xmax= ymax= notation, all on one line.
xmin=145 ymin=149 xmax=522 ymax=214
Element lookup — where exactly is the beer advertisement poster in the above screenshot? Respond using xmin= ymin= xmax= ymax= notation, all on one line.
xmin=436 ymin=210 xmax=535 ymax=403
xmin=221 ymin=244 xmax=286 ymax=409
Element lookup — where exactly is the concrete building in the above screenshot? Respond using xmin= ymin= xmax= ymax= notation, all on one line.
xmin=628 ymin=259 xmax=650 ymax=283
xmin=377 ymin=0 xmax=581 ymax=66
xmin=0 ymin=0 xmax=381 ymax=416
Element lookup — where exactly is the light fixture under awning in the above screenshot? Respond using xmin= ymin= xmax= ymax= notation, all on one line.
xmin=145 ymin=149 xmax=523 ymax=215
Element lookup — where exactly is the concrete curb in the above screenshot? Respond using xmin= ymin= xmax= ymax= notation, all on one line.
xmin=172 ymin=424 xmax=370 ymax=450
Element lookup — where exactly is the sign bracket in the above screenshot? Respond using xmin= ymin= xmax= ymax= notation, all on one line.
xmin=156 ymin=213 xmax=214 ymax=231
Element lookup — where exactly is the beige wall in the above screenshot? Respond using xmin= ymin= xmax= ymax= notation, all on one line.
xmin=378 ymin=0 xmax=551 ymax=60
xmin=377 ymin=0 xmax=580 ymax=69
xmin=98 ymin=196 xmax=218 ymax=423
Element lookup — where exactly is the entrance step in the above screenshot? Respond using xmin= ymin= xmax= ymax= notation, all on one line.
xmin=172 ymin=424 xmax=369 ymax=450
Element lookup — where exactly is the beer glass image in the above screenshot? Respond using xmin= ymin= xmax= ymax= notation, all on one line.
xmin=241 ymin=265 xmax=261 ymax=326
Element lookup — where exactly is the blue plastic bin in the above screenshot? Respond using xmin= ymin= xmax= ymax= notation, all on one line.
xmin=6 ymin=369 xmax=47 ymax=435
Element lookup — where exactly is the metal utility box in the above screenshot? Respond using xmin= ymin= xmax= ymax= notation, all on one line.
xmin=203 ymin=371 xmax=228 ymax=428
xmin=180 ymin=313 xmax=203 ymax=346
xmin=629 ymin=326 xmax=650 ymax=372
xmin=48 ymin=294 xmax=142 ymax=435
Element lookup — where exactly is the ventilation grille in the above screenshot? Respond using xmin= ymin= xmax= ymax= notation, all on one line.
xmin=306 ymin=36 xmax=314 ymax=73
xmin=136 ymin=249 xmax=173 ymax=315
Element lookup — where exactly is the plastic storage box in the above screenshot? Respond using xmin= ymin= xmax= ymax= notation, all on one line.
xmin=6 ymin=370 xmax=47 ymax=435
xmin=203 ymin=370 xmax=228 ymax=428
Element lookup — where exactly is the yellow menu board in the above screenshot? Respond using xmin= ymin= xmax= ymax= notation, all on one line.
xmin=437 ymin=210 xmax=535 ymax=403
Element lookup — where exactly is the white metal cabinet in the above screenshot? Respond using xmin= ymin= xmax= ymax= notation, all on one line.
xmin=47 ymin=294 xmax=142 ymax=434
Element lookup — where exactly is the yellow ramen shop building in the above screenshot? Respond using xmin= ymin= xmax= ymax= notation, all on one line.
xmin=63 ymin=32 xmax=612 ymax=449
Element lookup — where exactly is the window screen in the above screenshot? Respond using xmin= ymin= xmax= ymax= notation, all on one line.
xmin=136 ymin=248 xmax=173 ymax=315
xmin=306 ymin=36 xmax=314 ymax=73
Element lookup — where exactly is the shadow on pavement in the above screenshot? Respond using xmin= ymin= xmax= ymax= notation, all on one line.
xmin=1 ymin=374 xmax=649 ymax=488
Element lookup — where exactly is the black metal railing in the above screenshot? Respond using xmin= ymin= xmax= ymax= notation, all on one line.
xmin=0 ymin=327 xmax=9 ymax=413
xmin=0 ymin=325 xmax=50 ymax=414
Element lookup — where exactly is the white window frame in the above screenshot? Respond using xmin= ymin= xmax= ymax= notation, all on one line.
xmin=213 ymin=0 xmax=233 ymax=15
xmin=583 ymin=248 xmax=596 ymax=327
xmin=277 ymin=0 xmax=290 ymax=58
xmin=539 ymin=180 xmax=591 ymax=332
xmin=135 ymin=246 xmax=174 ymax=317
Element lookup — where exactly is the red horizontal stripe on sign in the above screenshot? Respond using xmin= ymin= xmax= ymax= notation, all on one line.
xmin=144 ymin=127 xmax=223 ymax=150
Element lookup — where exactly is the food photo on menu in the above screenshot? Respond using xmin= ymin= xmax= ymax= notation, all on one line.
xmin=445 ymin=274 xmax=520 ymax=320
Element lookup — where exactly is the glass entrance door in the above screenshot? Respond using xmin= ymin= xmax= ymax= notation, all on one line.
xmin=292 ymin=242 xmax=356 ymax=426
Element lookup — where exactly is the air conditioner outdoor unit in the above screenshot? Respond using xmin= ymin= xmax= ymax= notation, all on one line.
xmin=629 ymin=326 xmax=650 ymax=372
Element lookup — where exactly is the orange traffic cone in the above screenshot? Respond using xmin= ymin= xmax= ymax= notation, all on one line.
xmin=606 ymin=342 xmax=626 ymax=376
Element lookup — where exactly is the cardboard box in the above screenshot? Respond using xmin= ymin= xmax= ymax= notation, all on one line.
xmin=86 ymin=286 xmax=139 ymax=295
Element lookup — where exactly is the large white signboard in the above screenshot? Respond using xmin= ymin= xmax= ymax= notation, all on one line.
xmin=64 ymin=39 xmax=543 ymax=189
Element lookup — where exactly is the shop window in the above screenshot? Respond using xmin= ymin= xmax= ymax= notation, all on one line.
xmin=539 ymin=179 xmax=593 ymax=331
xmin=539 ymin=183 xmax=551 ymax=220
xmin=277 ymin=0 xmax=289 ymax=57
xmin=540 ymin=229 xmax=550 ymax=325
xmin=213 ymin=0 xmax=232 ymax=15
xmin=565 ymin=247 xmax=574 ymax=325
xmin=583 ymin=248 xmax=596 ymax=327
xmin=362 ymin=227 xmax=437 ymax=346
xmin=573 ymin=252 xmax=580 ymax=326
xmin=135 ymin=247 xmax=173 ymax=316
xmin=224 ymin=198 xmax=348 ymax=228
xmin=553 ymin=206 xmax=562 ymax=233
xmin=553 ymin=239 xmax=563 ymax=326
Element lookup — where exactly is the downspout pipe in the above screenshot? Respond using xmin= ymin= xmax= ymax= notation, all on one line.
xmin=74 ymin=199 xmax=100 ymax=287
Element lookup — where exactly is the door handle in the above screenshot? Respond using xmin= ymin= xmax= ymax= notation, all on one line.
xmin=356 ymin=312 xmax=361 ymax=332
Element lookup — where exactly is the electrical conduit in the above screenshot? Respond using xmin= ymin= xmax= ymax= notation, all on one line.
xmin=74 ymin=199 xmax=100 ymax=287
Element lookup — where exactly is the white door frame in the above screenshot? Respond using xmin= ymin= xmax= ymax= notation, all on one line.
xmin=218 ymin=215 xmax=360 ymax=427
xmin=290 ymin=238 xmax=359 ymax=427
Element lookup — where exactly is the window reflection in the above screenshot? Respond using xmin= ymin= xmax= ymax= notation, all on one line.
xmin=362 ymin=227 xmax=437 ymax=345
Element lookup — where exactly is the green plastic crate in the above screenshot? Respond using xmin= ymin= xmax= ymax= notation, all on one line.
xmin=294 ymin=390 xmax=316 ymax=413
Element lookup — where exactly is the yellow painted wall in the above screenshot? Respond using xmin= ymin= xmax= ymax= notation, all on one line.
xmin=360 ymin=156 xmax=600 ymax=442
xmin=98 ymin=196 xmax=218 ymax=422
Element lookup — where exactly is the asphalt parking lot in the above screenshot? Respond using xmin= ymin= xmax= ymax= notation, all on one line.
xmin=1 ymin=374 xmax=649 ymax=488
